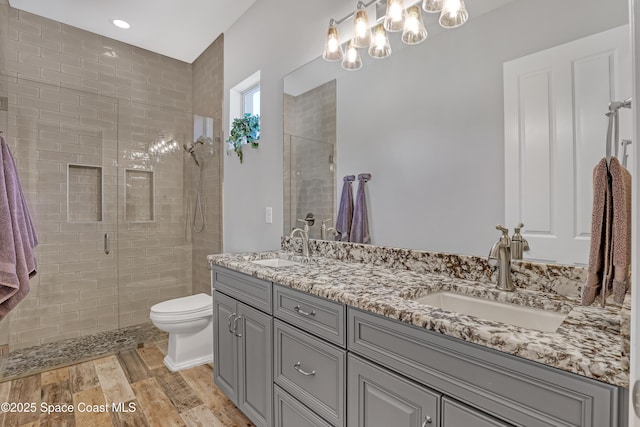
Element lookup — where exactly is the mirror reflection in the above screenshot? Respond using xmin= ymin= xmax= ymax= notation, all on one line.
xmin=283 ymin=0 xmax=631 ymax=265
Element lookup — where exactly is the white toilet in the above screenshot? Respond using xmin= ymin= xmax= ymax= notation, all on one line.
xmin=149 ymin=293 xmax=213 ymax=372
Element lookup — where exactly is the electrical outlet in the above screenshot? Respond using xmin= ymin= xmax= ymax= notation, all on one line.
xmin=265 ymin=207 xmax=273 ymax=224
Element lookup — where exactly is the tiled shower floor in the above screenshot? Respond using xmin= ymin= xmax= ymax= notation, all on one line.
xmin=0 ymin=323 xmax=167 ymax=381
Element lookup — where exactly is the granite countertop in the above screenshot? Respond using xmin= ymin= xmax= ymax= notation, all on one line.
xmin=208 ymin=250 xmax=629 ymax=388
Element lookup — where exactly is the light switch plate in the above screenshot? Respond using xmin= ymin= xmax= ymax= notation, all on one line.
xmin=265 ymin=207 xmax=272 ymax=224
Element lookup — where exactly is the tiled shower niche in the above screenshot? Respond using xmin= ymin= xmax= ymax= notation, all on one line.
xmin=125 ymin=169 xmax=155 ymax=222
xmin=67 ymin=164 xmax=103 ymax=222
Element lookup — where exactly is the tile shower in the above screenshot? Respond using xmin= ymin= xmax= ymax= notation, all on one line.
xmin=0 ymin=0 xmax=223 ymax=371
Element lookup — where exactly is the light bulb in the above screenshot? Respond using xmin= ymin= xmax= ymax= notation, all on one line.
xmin=402 ymin=5 xmax=427 ymax=45
xmin=384 ymin=0 xmax=406 ymax=32
xmin=352 ymin=4 xmax=372 ymax=48
xmin=439 ymin=0 xmax=468 ymax=28
xmin=422 ymin=0 xmax=443 ymax=13
xmin=322 ymin=20 xmax=344 ymax=61
xmin=342 ymin=40 xmax=362 ymax=71
xmin=368 ymin=24 xmax=391 ymax=59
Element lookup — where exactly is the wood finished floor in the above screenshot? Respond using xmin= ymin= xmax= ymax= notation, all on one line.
xmin=0 ymin=340 xmax=255 ymax=427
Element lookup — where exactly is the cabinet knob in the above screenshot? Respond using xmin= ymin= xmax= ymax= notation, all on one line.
xmin=422 ymin=416 xmax=432 ymax=426
xmin=293 ymin=305 xmax=316 ymax=317
xmin=293 ymin=362 xmax=316 ymax=376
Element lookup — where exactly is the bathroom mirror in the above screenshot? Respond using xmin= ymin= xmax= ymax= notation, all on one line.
xmin=283 ymin=0 xmax=631 ymax=265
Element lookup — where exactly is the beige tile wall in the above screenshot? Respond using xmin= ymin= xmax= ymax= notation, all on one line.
xmin=1 ymin=6 xmax=195 ymax=350
xmin=190 ymin=35 xmax=224 ymax=296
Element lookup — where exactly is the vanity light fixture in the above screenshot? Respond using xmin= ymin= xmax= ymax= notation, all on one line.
xmin=402 ymin=5 xmax=428 ymax=44
xmin=439 ymin=0 xmax=468 ymax=28
xmin=112 ymin=19 xmax=130 ymax=29
xmin=342 ymin=40 xmax=363 ymax=70
xmin=322 ymin=19 xmax=344 ymax=61
xmin=384 ymin=0 xmax=406 ymax=32
xmin=352 ymin=2 xmax=372 ymax=48
xmin=421 ymin=0 xmax=443 ymax=13
xmin=321 ymin=0 xmax=469 ymax=69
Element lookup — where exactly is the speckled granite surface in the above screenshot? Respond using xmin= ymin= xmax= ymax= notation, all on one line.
xmin=0 ymin=323 xmax=167 ymax=381
xmin=209 ymin=244 xmax=630 ymax=388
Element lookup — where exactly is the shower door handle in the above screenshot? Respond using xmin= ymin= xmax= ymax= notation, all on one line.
xmin=104 ymin=233 xmax=110 ymax=255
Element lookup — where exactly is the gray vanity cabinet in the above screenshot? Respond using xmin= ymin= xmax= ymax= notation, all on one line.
xmin=213 ymin=267 xmax=273 ymax=427
xmin=347 ymin=353 xmax=440 ymax=427
xmin=348 ymin=307 xmax=627 ymax=427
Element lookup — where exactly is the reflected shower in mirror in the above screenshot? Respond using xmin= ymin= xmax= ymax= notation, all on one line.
xmin=283 ymin=0 xmax=632 ymax=265
xmin=283 ymin=80 xmax=336 ymax=240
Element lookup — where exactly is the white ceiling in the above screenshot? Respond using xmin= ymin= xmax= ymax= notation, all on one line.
xmin=8 ymin=0 xmax=257 ymax=63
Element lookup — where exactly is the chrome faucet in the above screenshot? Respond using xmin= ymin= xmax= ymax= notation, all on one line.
xmin=488 ymin=225 xmax=515 ymax=291
xmin=290 ymin=219 xmax=310 ymax=257
xmin=511 ymin=223 xmax=530 ymax=260
xmin=321 ymin=218 xmax=338 ymax=240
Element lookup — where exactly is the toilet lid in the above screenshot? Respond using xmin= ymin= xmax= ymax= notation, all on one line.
xmin=150 ymin=293 xmax=212 ymax=316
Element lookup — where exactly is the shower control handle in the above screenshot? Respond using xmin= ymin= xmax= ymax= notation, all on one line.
xmin=104 ymin=233 xmax=110 ymax=255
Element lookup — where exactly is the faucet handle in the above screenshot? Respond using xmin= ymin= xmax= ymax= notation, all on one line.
xmin=514 ymin=223 xmax=524 ymax=232
xmin=495 ymin=224 xmax=509 ymax=236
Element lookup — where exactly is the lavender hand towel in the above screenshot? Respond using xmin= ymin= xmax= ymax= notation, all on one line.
xmin=609 ymin=157 xmax=632 ymax=304
xmin=335 ymin=175 xmax=355 ymax=242
xmin=0 ymin=136 xmax=38 ymax=320
xmin=350 ymin=173 xmax=371 ymax=244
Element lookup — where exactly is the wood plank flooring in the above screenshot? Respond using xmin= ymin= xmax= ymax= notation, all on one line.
xmin=0 ymin=341 xmax=254 ymax=427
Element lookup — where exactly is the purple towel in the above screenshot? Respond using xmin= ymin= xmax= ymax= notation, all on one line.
xmin=350 ymin=173 xmax=371 ymax=244
xmin=0 ymin=136 xmax=38 ymax=320
xmin=335 ymin=175 xmax=355 ymax=242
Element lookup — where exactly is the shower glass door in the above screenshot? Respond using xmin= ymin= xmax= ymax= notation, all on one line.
xmin=116 ymin=100 xmax=191 ymax=327
xmin=1 ymin=74 xmax=120 ymax=352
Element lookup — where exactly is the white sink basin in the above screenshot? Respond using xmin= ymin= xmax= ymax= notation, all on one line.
xmin=251 ymin=258 xmax=301 ymax=268
xmin=413 ymin=292 xmax=568 ymax=332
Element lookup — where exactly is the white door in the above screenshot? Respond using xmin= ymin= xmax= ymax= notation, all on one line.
xmin=504 ymin=25 xmax=632 ymax=265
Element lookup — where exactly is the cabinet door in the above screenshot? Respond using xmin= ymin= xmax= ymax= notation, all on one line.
xmin=347 ymin=354 xmax=440 ymax=427
xmin=442 ymin=398 xmax=512 ymax=427
xmin=238 ymin=302 xmax=273 ymax=427
xmin=213 ymin=290 xmax=238 ymax=403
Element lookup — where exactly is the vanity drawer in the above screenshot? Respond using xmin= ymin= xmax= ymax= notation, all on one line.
xmin=212 ymin=266 xmax=272 ymax=314
xmin=273 ymin=284 xmax=346 ymax=347
xmin=274 ymin=319 xmax=345 ymax=427
xmin=274 ymin=384 xmax=333 ymax=427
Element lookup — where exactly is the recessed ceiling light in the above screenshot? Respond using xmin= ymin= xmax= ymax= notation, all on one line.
xmin=112 ymin=19 xmax=130 ymax=29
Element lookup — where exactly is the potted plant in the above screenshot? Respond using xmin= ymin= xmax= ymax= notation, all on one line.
xmin=226 ymin=113 xmax=260 ymax=163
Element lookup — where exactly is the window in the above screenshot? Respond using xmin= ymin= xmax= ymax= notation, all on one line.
xmin=243 ymin=84 xmax=260 ymax=116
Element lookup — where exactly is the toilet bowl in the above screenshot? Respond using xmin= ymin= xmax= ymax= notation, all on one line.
xmin=150 ymin=293 xmax=213 ymax=372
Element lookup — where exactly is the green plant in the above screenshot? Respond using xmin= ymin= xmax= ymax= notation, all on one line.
xmin=226 ymin=113 xmax=260 ymax=163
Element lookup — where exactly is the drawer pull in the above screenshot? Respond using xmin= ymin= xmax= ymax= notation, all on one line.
xmin=422 ymin=416 xmax=432 ymax=426
xmin=227 ymin=313 xmax=236 ymax=334
xmin=293 ymin=362 xmax=316 ymax=376
xmin=293 ymin=305 xmax=316 ymax=317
